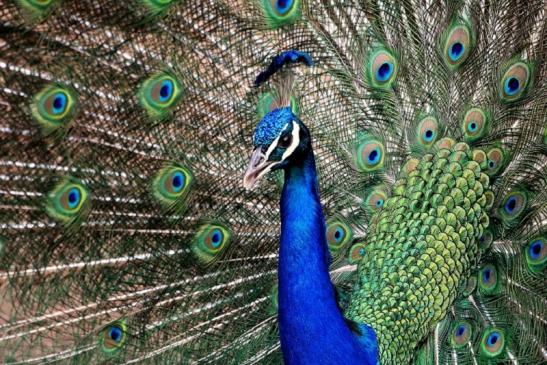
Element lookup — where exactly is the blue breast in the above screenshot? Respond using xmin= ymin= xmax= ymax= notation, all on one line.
xmin=277 ymin=150 xmax=379 ymax=365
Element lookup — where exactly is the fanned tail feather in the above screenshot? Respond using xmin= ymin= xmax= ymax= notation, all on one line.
xmin=1 ymin=0 xmax=545 ymax=364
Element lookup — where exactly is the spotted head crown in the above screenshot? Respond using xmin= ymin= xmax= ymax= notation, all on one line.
xmin=243 ymin=51 xmax=313 ymax=190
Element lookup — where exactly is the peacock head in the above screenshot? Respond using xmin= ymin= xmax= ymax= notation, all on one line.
xmin=243 ymin=106 xmax=310 ymax=190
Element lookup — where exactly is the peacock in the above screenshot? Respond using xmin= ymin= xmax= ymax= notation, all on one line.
xmin=0 ymin=0 xmax=545 ymax=364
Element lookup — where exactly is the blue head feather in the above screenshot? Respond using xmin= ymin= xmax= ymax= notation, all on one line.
xmin=254 ymin=50 xmax=313 ymax=87
xmin=253 ymin=107 xmax=295 ymax=148
xmin=252 ymin=51 xmax=378 ymax=365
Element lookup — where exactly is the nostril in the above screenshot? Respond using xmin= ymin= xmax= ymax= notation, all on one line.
xmin=254 ymin=156 xmax=264 ymax=168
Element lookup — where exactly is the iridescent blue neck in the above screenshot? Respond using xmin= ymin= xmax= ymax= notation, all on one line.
xmin=278 ymin=147 xmax=379 ymax=365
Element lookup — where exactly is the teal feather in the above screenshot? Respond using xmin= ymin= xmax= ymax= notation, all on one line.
xmin=0 ymin=0 xmax=545 ymax=364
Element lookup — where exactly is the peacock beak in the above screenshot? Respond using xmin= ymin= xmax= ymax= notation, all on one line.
xmin=243 ymin=148 xmax=275 ymax=190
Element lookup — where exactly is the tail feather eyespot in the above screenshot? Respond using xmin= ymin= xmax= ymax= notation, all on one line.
xmin=15 ymin=0 xmax=60 ymax=21
xmin=348 ymin=243 xmax=366 ymax=264
xmin=462 ymin=108 xmax=489 ymax=142
xmin=192 ymin=224 xmax=232 ymax=264
xmin=479 ymin=328 xmax=506 ymax=358
xmin=259 ymin=0 xmax=301 ymax=28
xmin=416 ymin=116 xmax=441 ymax=148
xmin=355 ymin=136 xmax=385 ymax=172
xmin=449 ymin=321 xmax=473 ymax=348
xmin=477 ymin=264 xmax=500 ymax=295
xmin=326 ymin=220 xmax=353 ymax=253
xmin=499 ymin=61 xmax=532 ymax=102
xmin=364 ymin=47 xmax=398 ymax=89
xmin=138 ymin=71 xmax=183 ymax=119
xmin=498 ymin=190 xmax=528 ymax=225
xmin=364 ymin=187 xmax=388 ymax=214
xmin=441 ymin=21 xmax=474 ymax=70
xmin=45 ymin=179 xmax=90 ymax=225
xmin=99 ymin=320 xmax=127 ymax=355
xmin=30 ymin=84 xmax=78 ymax=135
xmin=524 ymin=236 xmax=546 ymax=273
xmin=152 ymin=164 xmax=193 ymax=212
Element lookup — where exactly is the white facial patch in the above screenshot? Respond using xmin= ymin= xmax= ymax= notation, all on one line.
xmin=262 ymin=121 xmax=301 ymax=162
xmin=281 ymin=122 xmax=300 ymax=160
xmin=243 ymin=122 xmax=302 ymax=190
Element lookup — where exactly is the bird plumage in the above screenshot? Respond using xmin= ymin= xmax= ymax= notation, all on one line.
xmin=0 ymin=0 xmax=545 ymax=364
xmin=277 ymin=124 xmax=378 ymax=364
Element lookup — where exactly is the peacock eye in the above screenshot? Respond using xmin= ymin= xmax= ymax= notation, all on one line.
xmin=480 ymin=328 xmax=506 ymax=358
xmin=417 ymin=116 xmax=440 ymax=147
xmin=262 ymin=0 xmax=301 ymax=28
xmin=109 ymin=326 xmax=123 ymax=343
xmin=355 ymin=137 xmax=385 ymax=172
xmin=496 ymin=189 xmax=528 ymax=229
xmin=499 ymin=61 xmax=532 ymax=102
xmin=485 ymin=147 xmax=505 ymax=176
xmin=462 ymin=107 xmax=489 ymax=142
xmin=272 ymin=0 xmax=295 ymax=15
xmin=16 ymin=0 xmax=59 ymax=21
xmin=99 ymin=320 xmax=127 ymax=354
xmin=66 ymin=187 xmax=82 ymax=210
xmin=450 ymin=321 xmax=472 ymax=348
xmin=27 ymin=0 xmax=54 ymax=6
xmin=478 ymin=229 xmax=493 ymax=250
xmin=278 ymin=134 xmax=292 ymax=148
xmin=524 ymin=236 xmax=546 ymax=273
xmin=152 ymin=164 xmax=193 ymax=213
xmin=326 ymin=220 xmax=353 ymax=252
xmin=364 ymin=186 xmax=387 ymax=213
xmin=478 ymin=264 xmax=500 ymax=295
xmin=48 ymin=92 xmax=68 ymax=115
xmin=31 ymin=84 xmax=78 ymax=134
xmin=348 ymin=243 xmax=367 ymax=264
xmin=192 ymin=224 xmax=232 ymax=264
xmin=140 ymin=0 xmax=175 ymax=15
xmin=365 ymin=48 xmax=398 ymax=89
xmin=442 ymin=23 xmax=474 ymax=69
xmin=46 ymin=179 xmax=89 ymax=225
xmin=138 ymin=71 xmax=183 ymax=119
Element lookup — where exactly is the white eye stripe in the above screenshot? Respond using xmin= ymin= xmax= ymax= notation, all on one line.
xmin=281 ymin=122 xmax=300 ymax=160
xmin=264 ymin=130 xmax=283 ymax=158
xmin=262 ymin=122 xmax=300 ymax=162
